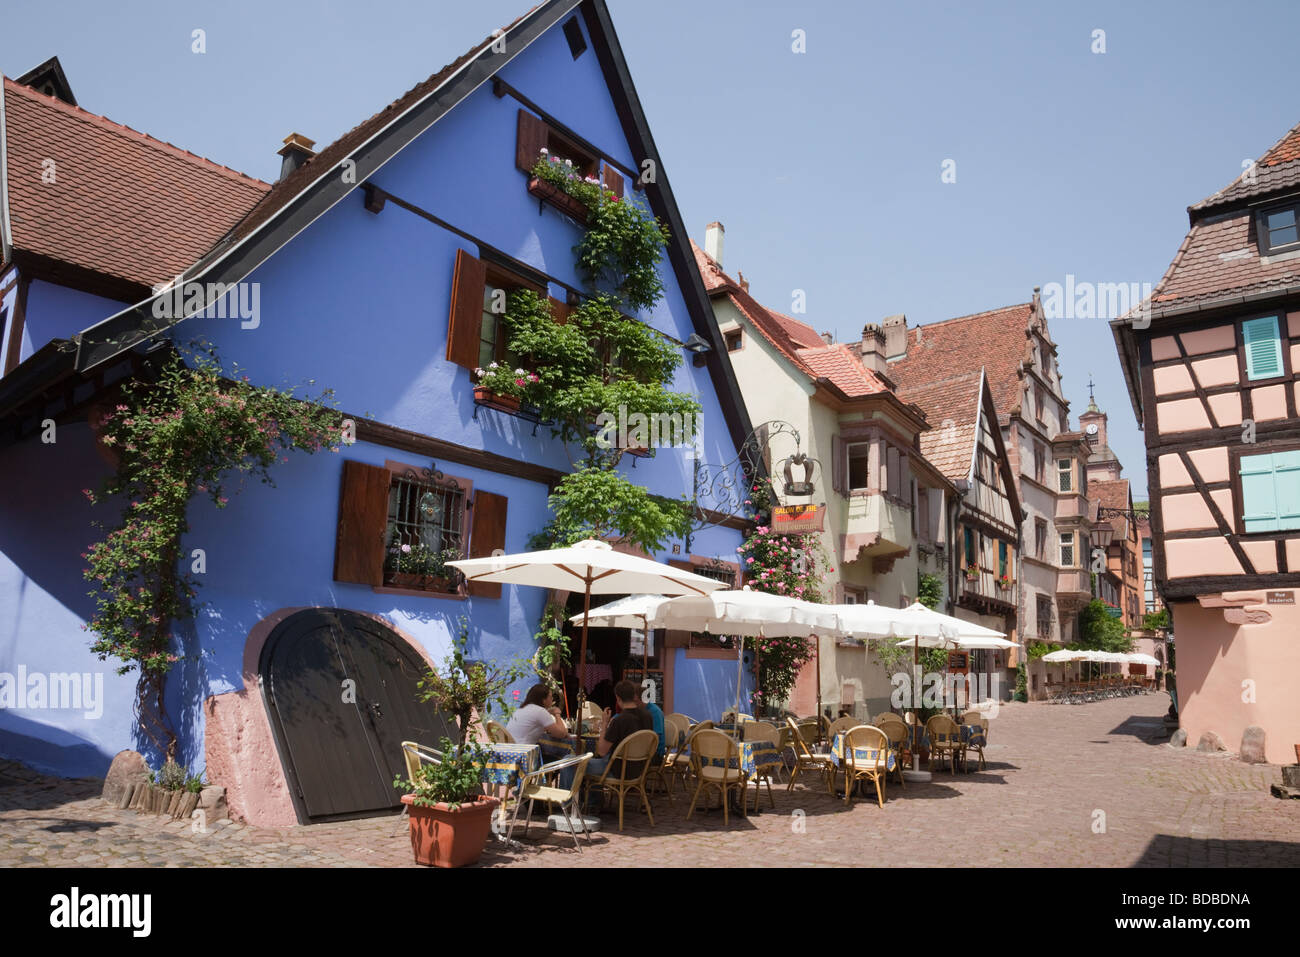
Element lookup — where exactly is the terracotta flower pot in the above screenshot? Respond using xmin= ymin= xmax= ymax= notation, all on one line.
xmin=401 ymin=793 xmax=500 ymax=868
xmin=473 ymin=386 xmax=521 ymax=413
xmin=391 ymin=572 xmax=421 ymax=588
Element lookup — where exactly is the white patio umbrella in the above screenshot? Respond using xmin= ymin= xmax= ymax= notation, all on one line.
xmin=449 ymin=540 xmax=726 ymax=715
xmin=1041 ymin=649 xmax=1089 ymax=662
xmin=1126 ymin=652 xmax=1160 ymax=666
xmin=649 ymin=588 xmax=840 ymax=715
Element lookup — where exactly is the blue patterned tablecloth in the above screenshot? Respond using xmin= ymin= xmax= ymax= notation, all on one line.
xmin=480 ymin=743 xmax=541 ymax=785
xmin=538 ymin=734 xmax=600 ymax=760
xmin=830 ymin=733 xmax=898 ymax=772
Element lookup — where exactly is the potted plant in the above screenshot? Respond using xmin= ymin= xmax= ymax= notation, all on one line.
xmin=472 ymin=363 xmax=537 ymax=412
xmin=393 ymin=740 xmax=498 ymax=868
xmin=394 ymin=617 xmax=537 ymax=867
xmin=965 ymin=563 xmax=979 ymax=581
xmin=997 ymin=573 xmax=1014 ymax=590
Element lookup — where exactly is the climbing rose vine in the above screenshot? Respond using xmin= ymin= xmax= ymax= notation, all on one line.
xmin=737 ymin=523 xmax=832 ymax=710
xmin=82 ymin=345 xmax=343 ymax=758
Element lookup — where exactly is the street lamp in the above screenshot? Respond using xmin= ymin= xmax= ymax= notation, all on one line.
xmin=1090 ymin=521 xmax=1114 ymax=551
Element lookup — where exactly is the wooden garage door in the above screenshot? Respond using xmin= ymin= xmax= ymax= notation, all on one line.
xmin=260 ymin=609 xmax=456 ymax=822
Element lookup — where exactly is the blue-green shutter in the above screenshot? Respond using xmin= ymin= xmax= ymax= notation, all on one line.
xmin=1240 ymin=452 xmax=1279 ymax=532
xmin=1273 ymin=450 xmax=1300 ymax=531
xmin=1242 ymin=316 xmax=1283 ymax=380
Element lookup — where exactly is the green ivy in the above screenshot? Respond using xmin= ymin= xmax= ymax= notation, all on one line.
xmin=529 ymin=466 xmax=693 ymax=555
xmin=917 ymin=572 xmax=943 ymax=610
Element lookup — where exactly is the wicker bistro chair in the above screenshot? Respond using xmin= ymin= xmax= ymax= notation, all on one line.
xmin=873 ymin=714 xmax=908 ymax=786
xmin=666 ymin=712 xmax=693 ymax=732
xmin=827 ymin=715 xmax=857 ymax=745
xmin=661 ymin=723 xmax=708 ymax=801
xmin=741 ymin=722 xmax=781 ymax=811
xmin=505 ymin=752 xmax=593 ymax=851
xmin=785 ymin=717 xmax=837 ymax=796
xmin=485 ymin=721 xmax=514 ymax=744
xmin=924 ymin=714 xmax=964 ymax=774
xmin=398 ymin=741 xmax=444 ymax=824
xmin=582 ymin=729 xmax=658 ymax=832
xmin=840 ymin=725 xmax=892 ymax=808
xmin=686 ymin=729 xmax=747 ymax=825
xmin=646 ymin=716 xmax=685 ymax=802
xmin=960 ymin=710 xmax=989 ymax=771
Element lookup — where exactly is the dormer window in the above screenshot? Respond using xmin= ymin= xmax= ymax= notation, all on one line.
xmin=1258 ymin=203 xmax=1300 ymax=255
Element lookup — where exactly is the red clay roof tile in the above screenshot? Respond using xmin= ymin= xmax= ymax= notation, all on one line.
xmin=2 ymin=77 xmax=269 ymax=289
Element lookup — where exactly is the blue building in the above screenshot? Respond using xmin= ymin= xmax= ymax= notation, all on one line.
xmin=0 ymin=1 xmax=755 ymax=824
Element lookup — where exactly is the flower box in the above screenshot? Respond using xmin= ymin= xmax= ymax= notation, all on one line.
xmin=473 ymin=386 xmax=521 ymax=413
xmin=389 ymin=573 xmax=456 ymax=593
xmin=620 ymin=445 xmax=651 ymax=458
xmin=527 ymin=177 xmax=590 ymax=225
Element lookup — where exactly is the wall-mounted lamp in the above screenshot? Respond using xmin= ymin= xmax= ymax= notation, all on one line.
xmin=684 ymin=333 xmax=712 ymax=367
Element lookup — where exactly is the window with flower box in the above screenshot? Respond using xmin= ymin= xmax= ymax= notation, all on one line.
xmin=515 ymin=109 xmax=624 ymax=205
xmin=333 ymin=459 xmax=508 ymax=598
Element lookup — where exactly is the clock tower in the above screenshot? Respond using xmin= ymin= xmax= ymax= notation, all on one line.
xmin=1079 ymin=376 xmax=1122 ymax=482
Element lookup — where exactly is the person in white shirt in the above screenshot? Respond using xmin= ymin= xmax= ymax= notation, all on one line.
xmin=505 ymin=683 xmax=569 ymax=745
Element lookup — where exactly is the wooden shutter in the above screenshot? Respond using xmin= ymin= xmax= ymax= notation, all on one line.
xmin=466 ymin=491 xmax=509 ymax=598
xmin=549 ymin=296 xmax=570 ymax=325
xmin=831 ymin=436 xmax=846 ymax=495
xmin=1274 ymin=449 xmax=1300 ymax=530
xmin=446 ymin=248 xmax=486 ymax=370
xmin=1241 ymin=452 xmax=1279 ymax=532
xmin=516 ymin=109 xmax=550 ymax=173
xmin=602 ymin=162 xmax=624 ymax=197
xmin=1243 ymin=316 xmax=1283 ymax=380
xmin=334 ymin=461 xmax=391 ymax=585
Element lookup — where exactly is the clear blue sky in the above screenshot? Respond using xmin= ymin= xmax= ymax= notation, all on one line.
xmin=8 ymin=0 xmax=1300 ymax=499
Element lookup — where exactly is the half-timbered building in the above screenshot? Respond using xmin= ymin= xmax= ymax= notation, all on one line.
xmin=1114 ymin=121 xmax=1300 ymax=764
xmin=897 ymin=369 xmax=1022 ymax=700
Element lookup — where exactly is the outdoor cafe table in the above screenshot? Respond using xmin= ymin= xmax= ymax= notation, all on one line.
xmin=685 ymin=738 xmax=782 ymax=778
xmin=480 ymin=742 xmax=542 ymax=786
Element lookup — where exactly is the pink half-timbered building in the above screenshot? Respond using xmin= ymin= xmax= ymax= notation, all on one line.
xmin=1115 ymin=122 xmax=1300 ymax=764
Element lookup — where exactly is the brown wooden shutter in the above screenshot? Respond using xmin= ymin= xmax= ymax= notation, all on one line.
xmin=466 ymin=490 xmax=509 ymax=598
xmin=446 ymin=248 xmax=486 ymax=370
xmin=516 ymin=109 xmax=549 ymax=173
xmin=549 ymin=296 xmax=570 ymax=325
xmin=831 ymin=436 xmax=846 ymax=495
xmin=602 ymin=162 xmax=624 ymax=197
xmin=334 ymin=460 xmax=390 ymax=586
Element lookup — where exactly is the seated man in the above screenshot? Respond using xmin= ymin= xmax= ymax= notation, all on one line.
xmin=505 ymin=683 xmax=569 ymax=745
xmin=580 ymin=679 xmax=654 ymax=800
xmin=642 ymin=694 xmax=666 ymax=759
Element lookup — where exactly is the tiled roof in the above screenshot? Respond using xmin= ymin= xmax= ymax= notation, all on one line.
xmin=1189 ymin=121 xmax=1300 ymax=214
xmin=886 ymin=302 xmax=1034 ymax=418
xmin=1146 ymin=119 xmax=1300 ymax=313
xmin=896 ymin=371 xmax=983 ymax=482
xmin=1090 ymin=477 xmax=1131 ymax=516
xmin=692 ymin=239 xmax=889 ymax=398
xmin=1 ymin=77 xmax=270 ymax=289
xmin=796 ymin=343 xmax=889 ymax=398
xmin=218 ymin=13 xmax=531 ymax=249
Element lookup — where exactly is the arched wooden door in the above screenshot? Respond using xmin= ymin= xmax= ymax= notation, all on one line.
xmin=259 ymin=609 xmax=456 ymax=822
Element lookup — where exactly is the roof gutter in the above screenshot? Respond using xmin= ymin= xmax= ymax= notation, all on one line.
xmin=71 ymin=0 xmax=580 ymax=374
xmin=0 ymin=78 xmax=14 ymax=265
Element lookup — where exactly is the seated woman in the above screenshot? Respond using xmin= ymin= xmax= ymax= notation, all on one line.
xmin=505 ymin=683 xmax=569 ymax=746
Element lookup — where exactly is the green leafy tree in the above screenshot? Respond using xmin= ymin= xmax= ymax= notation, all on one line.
xmin=1077 ymin=598 xmax=1132 ymax=652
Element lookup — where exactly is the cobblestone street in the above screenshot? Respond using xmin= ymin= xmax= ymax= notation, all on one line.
xmin=3 ymin=693 xmax=1297 ymax=868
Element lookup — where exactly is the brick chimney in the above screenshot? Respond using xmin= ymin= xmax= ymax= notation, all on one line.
xmin=277 ymin=133 xmax=316 ymax=181
xmin=882 ymin=314 xmax=907 ymax=359
xmin=705 ymin=221 xmax=725 ymax=268
xmin=860 ymin=323 xmax=887 ymax=373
